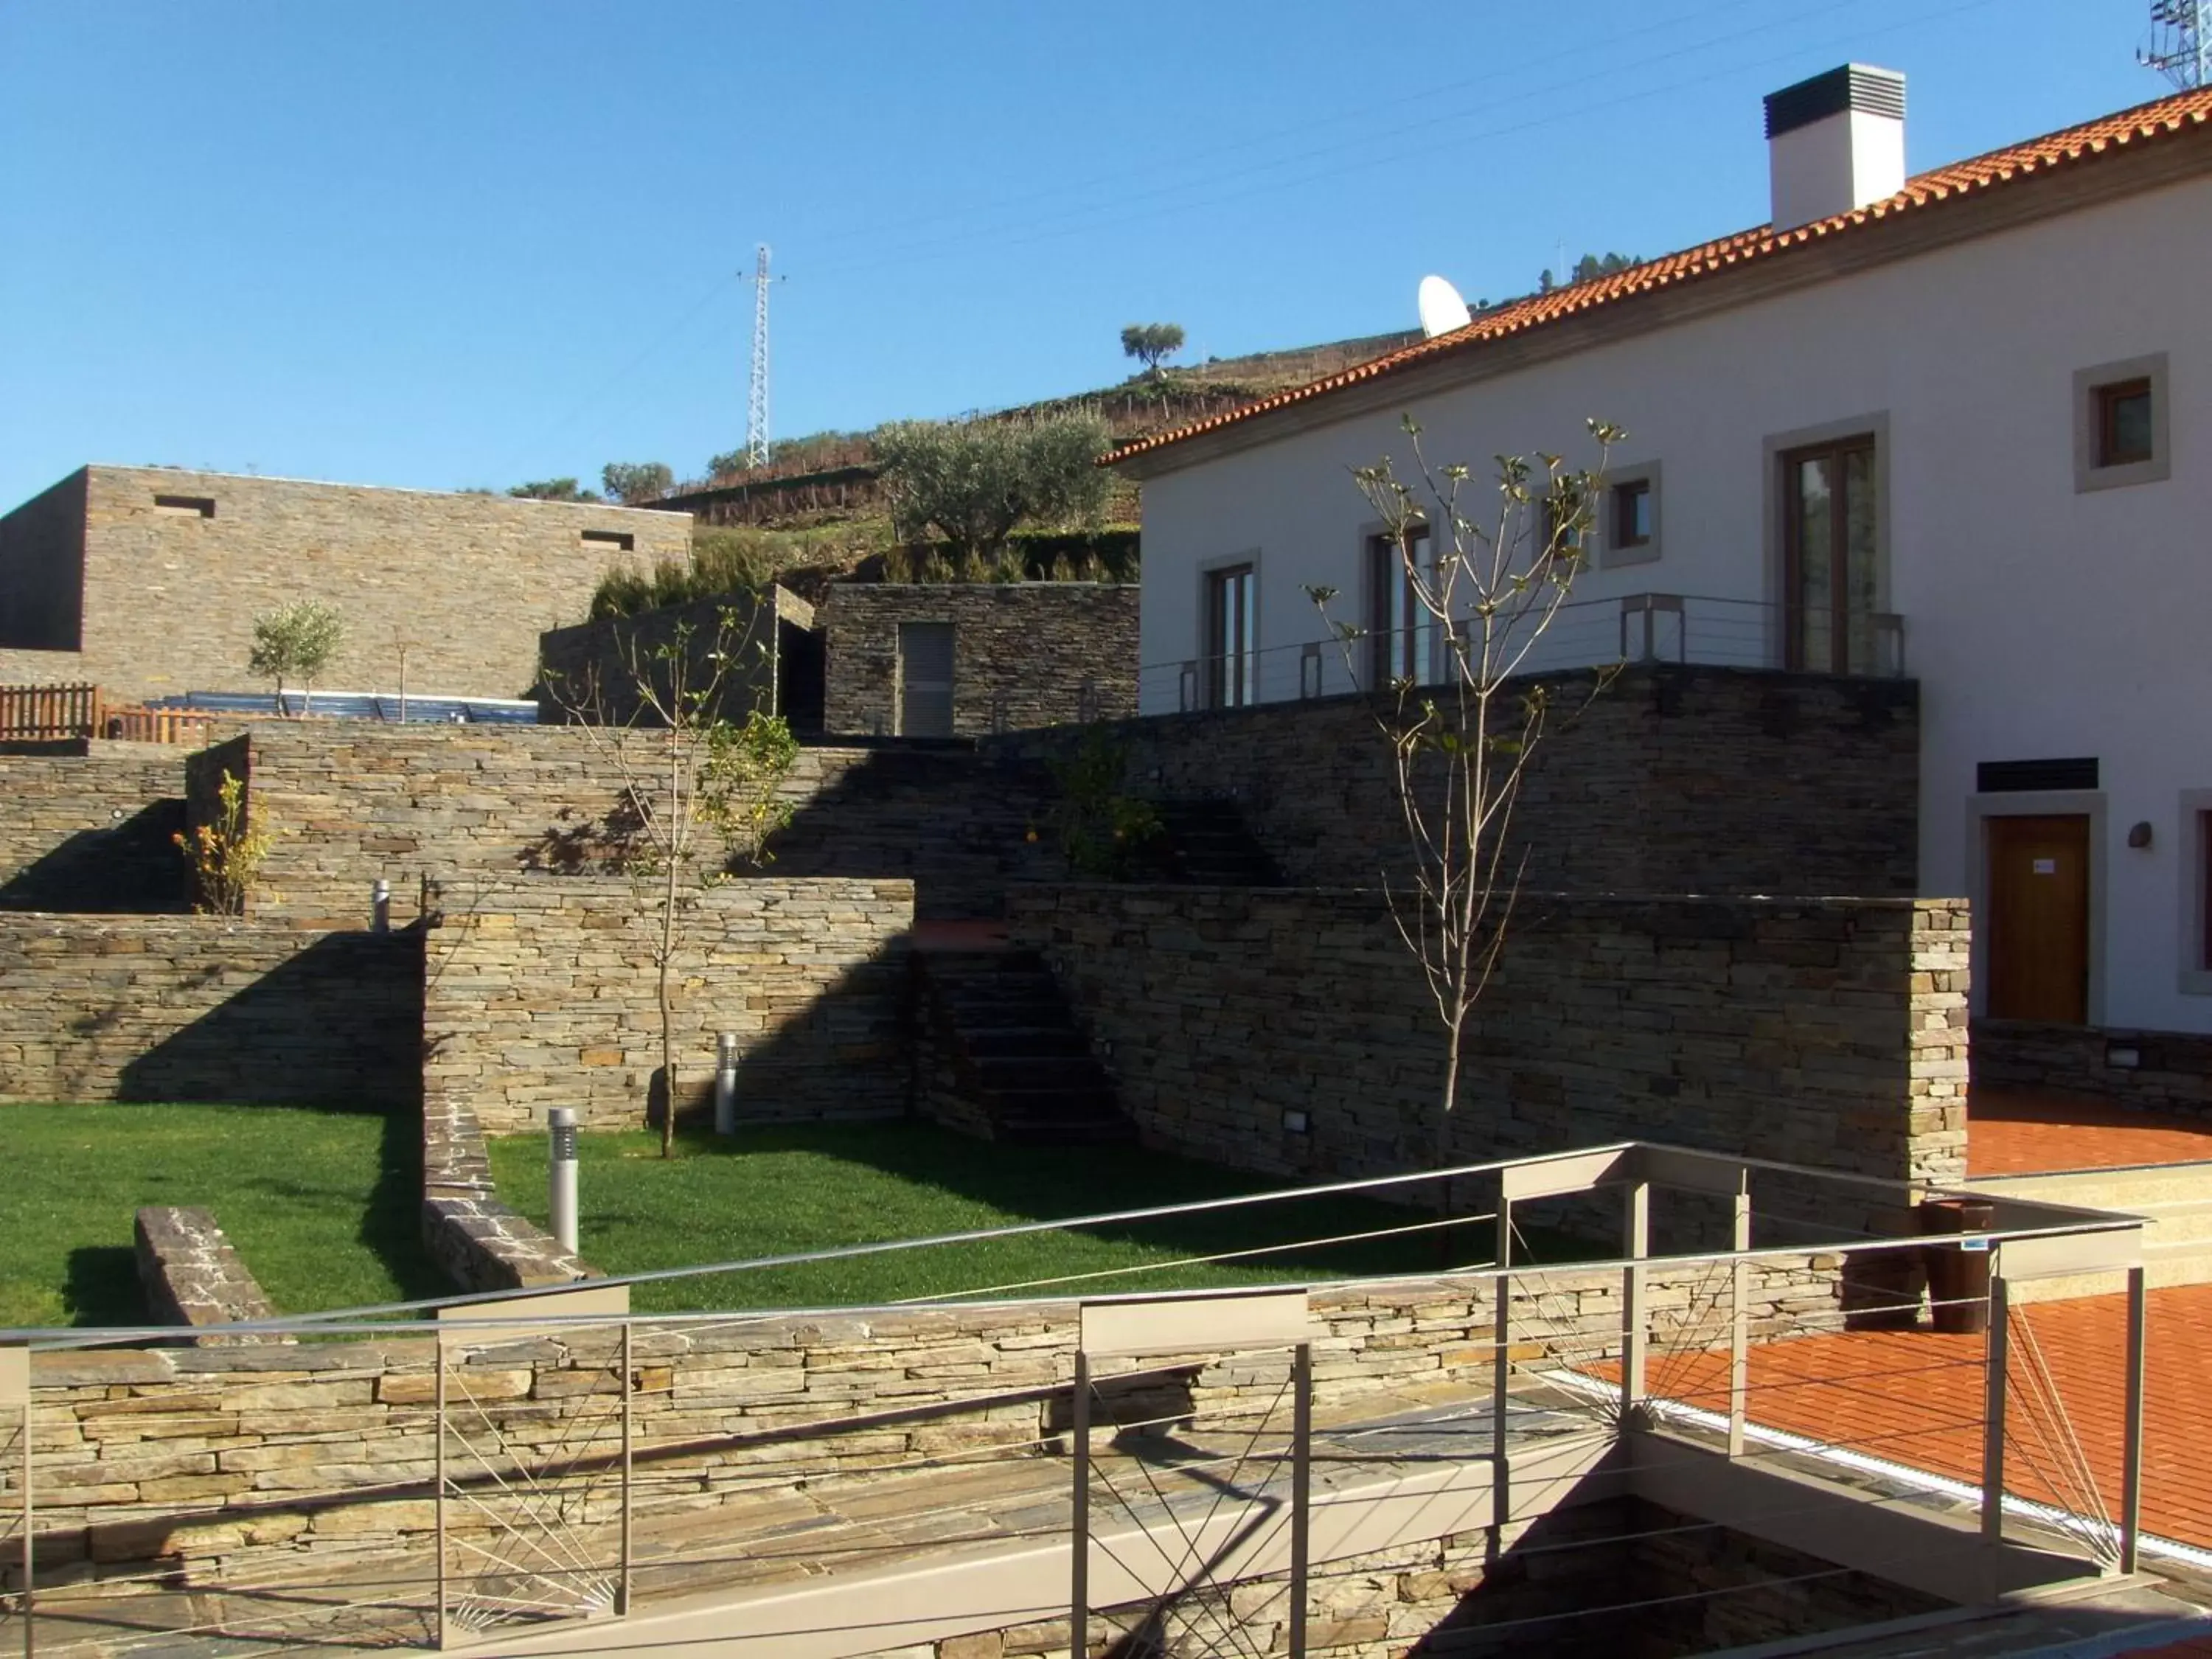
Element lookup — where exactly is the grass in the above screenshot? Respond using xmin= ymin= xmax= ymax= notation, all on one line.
xmin=0 ymin=1102 xmax=444 ymax=1329
xmin=487 ymin=1122 xmax=1579 ymax=1315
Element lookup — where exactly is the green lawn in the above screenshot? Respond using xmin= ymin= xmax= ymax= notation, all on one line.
xmin=488 ymin=1122 xmax=1572 ymax=1315
xmin=0 ymin=1102 xmax=443 ymax=1329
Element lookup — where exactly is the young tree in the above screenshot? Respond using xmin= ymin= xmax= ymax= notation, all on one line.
xmin=1307 ymin=416 xmax=1621 ymax=1174
xmin=509 ymin=478 xmax=602 ymax=502
xmin=1120 ymin=322 xmax=1186 ymax=377
xmin=874 ymin=412 xmax=1112 ymax=560
xmin=248 ymin=599 xmax=346 ymax=717
xmin=601 ymin=462 xmax=675 ymax=505
xmin=540 ymin=610 xmax=799 ymax=1158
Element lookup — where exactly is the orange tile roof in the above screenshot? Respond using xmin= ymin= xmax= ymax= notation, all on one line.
xmin=1110 ymin=86 xmax=2212 ymax=467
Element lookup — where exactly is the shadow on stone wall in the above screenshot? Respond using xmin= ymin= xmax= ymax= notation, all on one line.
xmin=762 ymin=745 xmax=1059 ymax=920
xmin=114 ymin=933 xmax=424 ymax=1109
xmin=0 ymin=798 xmax=188 ymax=913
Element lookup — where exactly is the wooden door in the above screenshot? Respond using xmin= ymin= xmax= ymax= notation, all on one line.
xmin=1985 ymin=814 xmax=2090 ymax=1023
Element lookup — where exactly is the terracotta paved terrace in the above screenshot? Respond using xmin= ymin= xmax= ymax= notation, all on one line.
xmin=1967 ymin=1088 xmax=2212 ymax=1177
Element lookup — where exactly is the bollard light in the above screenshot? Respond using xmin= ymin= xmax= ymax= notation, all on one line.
xmin=371 ymin=878 xmax=392 ymax=934
xmin=548 ymin=1107 xmax=580 ymax=1253
xmin=714 ymin=1033 xmax=738 ymax=1136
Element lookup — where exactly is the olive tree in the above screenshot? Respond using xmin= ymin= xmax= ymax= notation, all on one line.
xmin=248 ymin=599 xmax=347 ymax=717
xmin=1120 ymin=322 xmax=1185 ymax=376
xmin=874 ymin=411 xmax=1112 ymax=560
xmin=602 ymin=461 xmax=675 ymax=505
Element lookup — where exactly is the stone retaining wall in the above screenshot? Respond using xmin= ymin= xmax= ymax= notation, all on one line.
xmin=421 ymin=877 xmax=916 ymax=1133
xmin=535 ymin=588 xmax=787 ymax=727
xmin=16 ymin=1257 xmax=1857 ymax=1590
xmin=0 ymin=914 xmax=422 ymax=1107
xmin=1973 ymin=1018 xmax=2212 ymax=1124
xmin=819 ymin=582 xmax=1139 ymax=737
xmin=0 ymin=748 xmax=189 ymax=914
xmin=133 ymin=1208 xmax=288 ymax=1346
xmin=195 ymin=723 xmax=1056 ymax=925
xmin=989 ymin=665 xmax=1919 ymax=898
xmin=1006 ymin=886 xmax=1969 ymax=1192
xmin=420 ymin=1097 xmax=597 ymax=1291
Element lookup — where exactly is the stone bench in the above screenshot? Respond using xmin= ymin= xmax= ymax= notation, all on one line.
xmin=133 ymin=1206 xmax=293 ymax=1345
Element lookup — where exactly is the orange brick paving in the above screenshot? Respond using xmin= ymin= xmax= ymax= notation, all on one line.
xmin=1625 ymin=1283 xmax=2212 ymax=1550
xmin=1969 ymin=1088 xmax=2212 ymax=1177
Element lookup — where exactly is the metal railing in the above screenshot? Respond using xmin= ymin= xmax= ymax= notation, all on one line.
xmin=1142 ymin=594 xmax=1907 ymax=714
xmin=0 ymin=1142 xmax=2163 ymax=1656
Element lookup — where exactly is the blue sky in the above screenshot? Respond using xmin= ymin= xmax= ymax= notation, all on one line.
xmin=0 ymin=0 xmax=2166 ymax=506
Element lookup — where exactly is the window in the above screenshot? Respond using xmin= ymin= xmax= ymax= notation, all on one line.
xmin=580 ymin=529 xmax=636 ymax=552
xmin=1613 ymin=481 xmax=1652 ymax=549
xmin=1365 ymin=524 xmax=1433 ymax=688
xmin=2074 ymin=353 xmax=2171 ymax=492
xmin=153 ymin=494 xmax=215 ymax=518
xmin=2097 ymin=378 xmax=2154 ymax=467
xmin=1203 ymin=562 xmax=1256 ymax=709
xmin=1782 ymin=435 xmax=1879 ymax=673
xmin=1600 ymin=462 xmax=1661 ymax=567
xmin=2185 ymin=790 xmax=2212 ymax=996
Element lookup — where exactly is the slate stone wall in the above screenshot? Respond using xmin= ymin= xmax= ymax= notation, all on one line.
xmin=991 ymin=665 xmax=1919 ymax=897
xmin=0 ymin=466 xmax=691 ymax=705
xmin=1006 ymin=886 xmax=1970 ymax=1192
xmin=195 ymin=724 xmax=1057 ymax=926
xmin=0 ymin=748 xmax=190 ymax=913
xmin=535 ymin=588 xmax=786 ymax=726
xmin=18 ymin=1256 xmax=1860 ymax=1590
xmin=0 ymin=914 xmax=422 ymax=1107
xmin=133 ymin=1208 xmax=288 ymax=1345
xmin=1972 ymin=1018 xmax=2212 ymax=1123
xmin=421 ymin=877 xmax=916 ymax=1133
xmin=820 ymin=582 xmax=1139 ymax=737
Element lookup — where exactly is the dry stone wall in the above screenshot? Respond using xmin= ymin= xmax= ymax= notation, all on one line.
xmin=819 ymin=582 xmax=1139 ymax=737
xmin=1006 ymin=886 xmax=1969 ymax=1192
xmin=535 ymin=588 xmax=789 ymax=727
xmin=1972 ymin=1018 xmax=2212 ymax=1123
xmin=991 ymin=665 xmax=1919 ymax=897
xmin=196 ymin=723 xmax=1057 ymax=925
xmin=0 ymin=914 xmax=421 ymax=1107
xmin=0 ymin=748 xmax=190 ymax=913
xmin=0 ymin=466 xmax=690 ymax=705
xmin=133 ymin=1208 xmax=288 ymax=1345
xmin=16 ymin=1259 xmax=1853 ymax=1590
xmin=421 ymin=876 xmax=916 ymax=1133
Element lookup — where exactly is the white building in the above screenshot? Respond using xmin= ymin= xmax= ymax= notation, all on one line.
xmin=1115 ymin=69 xmax=2212 ymax=1039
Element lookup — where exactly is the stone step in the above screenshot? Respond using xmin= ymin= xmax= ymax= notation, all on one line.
xmin=1965 ymin=1161 xmax=2212 ymax=1303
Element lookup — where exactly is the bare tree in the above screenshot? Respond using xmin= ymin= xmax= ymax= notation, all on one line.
xmin=1308 ymin=415 xmax=1621 ymax=1172
xmin=540 ymin=608 xmax=799 ymax=1158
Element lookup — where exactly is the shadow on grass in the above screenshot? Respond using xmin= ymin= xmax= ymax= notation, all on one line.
xmin=667 ymin=1121 xmax=1581 ymax=1280
xmin=65 ymin=1245 xmax=144 ymax=1326
xmin=364 ymin=1104 xmax=449 ymax=1304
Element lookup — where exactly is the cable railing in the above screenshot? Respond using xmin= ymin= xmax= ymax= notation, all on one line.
xmin=0 ymin=1141 xmax=2163 ymax=1656
xmin=1141 ymin=594 xmax=1907 ymax=714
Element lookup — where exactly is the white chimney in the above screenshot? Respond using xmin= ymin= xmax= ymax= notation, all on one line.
xmin=1764 ymin=64 xmax=1907 ymax=232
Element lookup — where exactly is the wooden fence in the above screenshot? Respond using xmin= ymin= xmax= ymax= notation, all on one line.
xmin=0 ymin=682 xmax=218 ymax=748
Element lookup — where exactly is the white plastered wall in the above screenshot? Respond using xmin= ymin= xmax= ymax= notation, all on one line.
xmin=1135 ymin=173 xmax=2212 ymax=1032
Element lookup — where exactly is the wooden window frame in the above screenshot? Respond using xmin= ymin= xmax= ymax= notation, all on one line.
xmin=2073 ymin=353 xmax=2171 ymax=493
xmin=1365 ymin=524 xmax=1431 ymax=689
xmin=1203 ymin=561 xmax=1256 ymax=710
xmin=1780 ymin=434 xmax=1877 ymax=674
xmin=2095 ymin=377 xmax=2154 ymax=469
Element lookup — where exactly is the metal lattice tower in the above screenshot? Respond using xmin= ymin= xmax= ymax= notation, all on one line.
xmin=2143 ymin=0 xmax=2211 ymax=88
xmin=746 ymin=245 xmax=772 ymax=470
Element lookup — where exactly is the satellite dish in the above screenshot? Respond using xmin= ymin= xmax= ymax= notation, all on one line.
xmin=1416 ymin=274 xmax=1472 ymax=339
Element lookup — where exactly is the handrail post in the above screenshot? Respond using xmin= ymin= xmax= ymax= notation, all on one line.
xmin=619 ymin=1319 xmax=634 ymax=1615
xmin=1492 ymin=1194 xmax=1513 ymax=1558
xmin=1290 ymin=1341 xmax=1312 ymax=1659
xmin=1728 ymin=1179 xmax=1750 ymax=1457
xmin=1070 ymin=1351 xmax=1090 ymax=1659
xmin=1980 ymin=1270 xmax=2010 ymax=1595
xmin=2121 ymin=1265 xmax=2146 ymax=1574
xmin=4 ymin=1343 xmax=29 ymax=1659
xmin=434 ymin=1343 xmax=448 ymax=1649
xmin=1621 ymin=1180 xmax=1649 ymax=1422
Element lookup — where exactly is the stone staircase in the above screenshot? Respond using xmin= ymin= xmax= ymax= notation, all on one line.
xmin=1152 ymin=796 xmax=1281 ymax=886
xmin=914 ymin=947 xmax=1133 ymax=1145
xmin=1964 ymin=1159 xmax=2212 ymax=1303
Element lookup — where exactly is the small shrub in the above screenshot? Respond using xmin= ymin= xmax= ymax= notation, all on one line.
xmin=248 ymin=600 xmax=345 ymax=716
xmin=700 ymin=710 xmax=802 ymax=870
xmin=1048 ymin=730 xmax=1161 ymax=880
xmin=174 ymin=769 xmax=271 ymax=915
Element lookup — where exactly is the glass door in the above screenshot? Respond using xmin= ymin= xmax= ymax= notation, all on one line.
xmin=1783 ymin=438 xmax=1877 ymax=673
xmin=1204 ymin=564 xmax=1256 ymax=709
